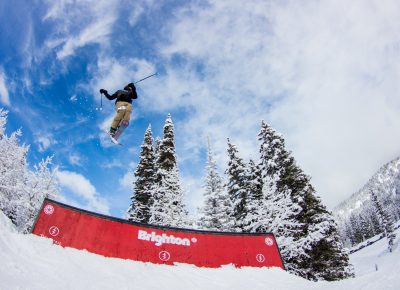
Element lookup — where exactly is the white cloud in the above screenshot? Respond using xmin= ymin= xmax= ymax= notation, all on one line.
xmin=68 ymin=153 xmax=83 ymax=166
xmin=129 ymin=0 xmax=153 ymax=27
xmin=0 ymin=69 xmax=10 ymax=106
xmin=93 ymin=57 xmax=156 ymax=94
xmin=56 ymin=170 xmax=110 ymax=214
xmin=147 ymin=0 xmax=400 ymax=209
xmin=119 ymin=169 xmax=135 ymax=190
xmin=42 ymin=0 xmax=119 ymax=60
xmin=56 ymin=15 xmax=115 ymax=59
xmin=36 ymin=134 xmax=57 ymax=152
xmin=119 ymin=162 xmax=137 ymax=190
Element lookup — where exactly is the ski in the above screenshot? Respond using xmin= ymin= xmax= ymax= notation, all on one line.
xmin=104 ymin=130 xmax=123 ymax=146
xmin=109 ymin=134 xmax=123 ymax=146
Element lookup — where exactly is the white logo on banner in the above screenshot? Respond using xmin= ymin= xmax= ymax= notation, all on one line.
xmin=265 ymin=237 xmax=274 ymax=246
xmin=44 ymin=205 xmax=55 ymax=215
xmin=138 ymin=230 xmax=193 ymax=247
xmin=159 ymin=251 xmax=171 ymax=261
xmin=49 ymin=226 xmax=60 ymax=237
xmin=256 ymin=254 xmax=266 ymax=263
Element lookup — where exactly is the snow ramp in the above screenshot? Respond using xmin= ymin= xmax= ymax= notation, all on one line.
xmin=32 ymin=199 xmax=284 ymax=269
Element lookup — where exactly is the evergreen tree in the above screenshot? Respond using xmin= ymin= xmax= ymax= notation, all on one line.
xmin=359 ymin=210 xmax=375 ymax=240
xmin=225 ymin=139 xmax=247 ymax=232
xmin=23 ymin=156 xmax=59 ymax=232
xmin=257 ymin=121 xmax=310 ymax=276
xmin=154 ymin=137 xmax=161 ymax=160
xmin=198 ymin=139 xmax=233 ymax=231
xmin=303 ymin=192 xmax=354 ymax=281
xmin=349 ymin=213 xmax=363 ymax=245
xmin=369 ymin=206 xmax=383 ymax=236
xmin=258 ymin=121 xmax=353 ymax=281
xmin=127 ymin=125 xmax=156 ymax=223
xmin=243 ymin=159 xmax=263 ymax=232
xmin=0 ymin=109 xmax=59 ymax=232
xmin=342 ymin=219 xmax=355 ymax=247
xmin=149 ymin=114 xmax=188 ymax=227
xmin=370 ymin=190 xmax=396 ymax=252
xmin=0 ymin=126 xmax=30 ymax=226
xmin=0 ymin=108 xmax=6 ymax=136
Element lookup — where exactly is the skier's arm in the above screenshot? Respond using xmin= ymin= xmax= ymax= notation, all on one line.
xmin=129 ymin=84 xmax=138 ymax=100
xmin=131 ymin=87 xmax=138 ymax=100
xmin=99 ymin=89 xmax=116 ymax=100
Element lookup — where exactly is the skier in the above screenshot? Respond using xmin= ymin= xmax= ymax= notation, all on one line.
xmin=99 ymin=83 xmax=137 ymax=139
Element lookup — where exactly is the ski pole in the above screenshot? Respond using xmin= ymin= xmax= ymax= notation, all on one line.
xmin=99 ymin=91 xmax=103 ymax=111
xmin=134 ymin=73 xmax=157 ymax=84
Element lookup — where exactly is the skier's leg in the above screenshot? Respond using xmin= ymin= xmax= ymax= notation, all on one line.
xmin=112 ymin=102 xmax=131 ymax=140
xmin=111 ymin=102 xmax=128 ymax=129
xmin=121 ymin=103 xmax=133 ymax=126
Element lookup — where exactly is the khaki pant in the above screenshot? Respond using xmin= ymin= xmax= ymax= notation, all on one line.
xmin=111 ymin=101 xmax=132 ymax=129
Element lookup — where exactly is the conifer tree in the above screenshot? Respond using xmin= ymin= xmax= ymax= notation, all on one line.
xmin=0 ymin=108 xmax=6 ymax=136
xmin=243 ymin=159 xmax=263 ymax=232
xmin=349 ymin=213 xmax=363 ymax=245
xmin=257 ymin=121 xmax=310 ymax=276
xmin=0 ymin=109 xmax=59 ymax=232
xmin=370 ymin=190 xmax=396 ymax=252
xmin=0 ymin=125 xmax=30 ymax=226
xmin=23 ymin=156 xmax=59 ymax=232
xmin=198 ymin=139 xmax=233 ymax=231
xmin=303 ymin=192 xmax=354 ymax=281
xmin=258 ymin=121 xmax=353 ymax=281
xmin=149 ymin=114 xmax=188 ymax=227
xmin=154 ymin=137 xmax=161 ymax=159
xmin=225 ymin=139 xmax=247 ymax=232
xmin=127 ymin=125 xmax=156 ymax=223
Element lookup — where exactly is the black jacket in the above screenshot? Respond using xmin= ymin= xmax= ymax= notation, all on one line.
xmin=104 ymin=88 xmax=137 ymax=104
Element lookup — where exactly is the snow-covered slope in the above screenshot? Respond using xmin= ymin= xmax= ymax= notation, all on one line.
xmin=334 ymin=157 xmax=400 ymax=218
xmin=0 ymin=211 xmax=399 ymax=290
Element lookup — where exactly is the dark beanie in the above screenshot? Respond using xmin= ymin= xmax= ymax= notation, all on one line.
xmin=124 ymin=83 xmax=136 ymax=91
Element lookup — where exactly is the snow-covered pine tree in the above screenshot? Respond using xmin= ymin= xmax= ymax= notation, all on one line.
xmin=341 ymin=219 xmax=355 ymax=247
xmin=0 ymin=108 xmax=6 ymax=136
xmin=0 ymin=122 xmax=30 ymax=227
xmin=359 ymin=208 xmax=376 ymax=240
xmin=23 ymin=156 xmax=59 ymax=232
xmin=348 ymin=212 xmax=364 ymax=245
xmin=303 ymin=191 xmax=354 ymax=281
xmin=149 ymin=114 xmax=188 ymax=228
xmin=257 ymin=121 xmax=310 ymax=276
xmin=0 ymin=109 xmax=59 ymax=232
xmin=198 ymin=138 xmax=233 ymax=231
xmin=370 ymin=190 xmax=396 ymax=252
xmin=258 ymin=121 xmax=353 ymax=281
xmin=242 ymin=159 xmax=263 ymax=232
xmin=225 ymin=139 xmax=248 ymax=232
xmin=154 ymin=136 xmax=161 ymax=158
xmin=127 ymin=125 xmax=156 ymax=223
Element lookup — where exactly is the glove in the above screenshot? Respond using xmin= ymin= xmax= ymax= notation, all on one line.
xmin=100 ymin=89 xmax=107 ymax=94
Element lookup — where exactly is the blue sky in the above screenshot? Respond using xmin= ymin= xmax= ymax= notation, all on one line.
xmin=1 ymin=0 xmax=400 ymax=217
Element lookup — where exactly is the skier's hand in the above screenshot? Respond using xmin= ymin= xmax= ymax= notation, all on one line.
xmin=100 ymin=89 xmax=107 ymax=94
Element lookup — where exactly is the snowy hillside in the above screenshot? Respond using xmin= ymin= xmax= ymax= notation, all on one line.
xmin=1 ymin=211 xmax=399 ymax=290
xmin=334 ymin=157 xmax=400 ymax=218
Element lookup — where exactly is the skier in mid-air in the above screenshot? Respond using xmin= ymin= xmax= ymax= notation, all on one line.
xmin=100 ymin=83 xmax=137 ymax=142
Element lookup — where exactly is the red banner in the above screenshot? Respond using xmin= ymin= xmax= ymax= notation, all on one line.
xmin=32 ymin=199 xmax=284 ymax=269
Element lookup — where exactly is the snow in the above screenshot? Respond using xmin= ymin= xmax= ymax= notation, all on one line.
xmin=1 ymin=211 xmax=399 ymax=290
